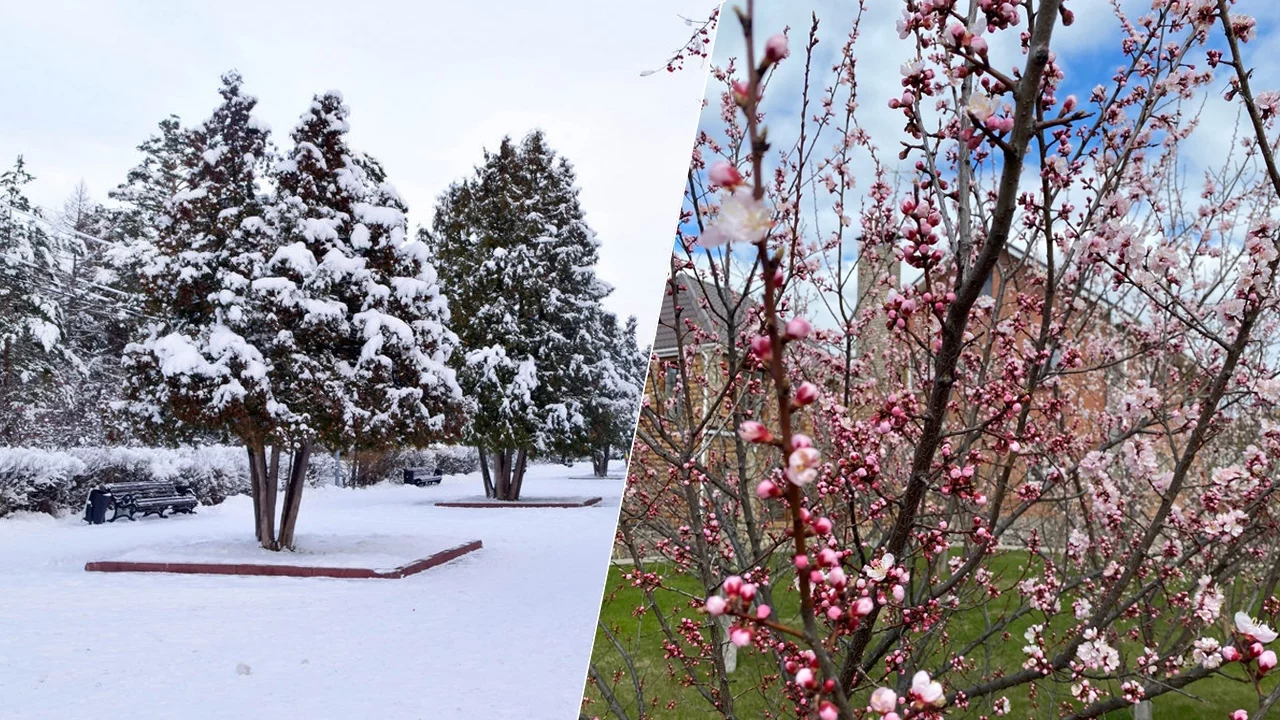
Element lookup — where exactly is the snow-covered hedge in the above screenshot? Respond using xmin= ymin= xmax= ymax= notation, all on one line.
xmin=0 ymin=445 xmax=252 ymax=517
xmin=0 ymin=444 xmax=483 ymax=518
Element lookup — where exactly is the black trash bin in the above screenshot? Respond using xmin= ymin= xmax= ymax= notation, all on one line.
xmin=85 ymin=488 xmax=112 ymax=525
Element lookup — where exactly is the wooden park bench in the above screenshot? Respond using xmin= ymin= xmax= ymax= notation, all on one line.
xmin=83 ymin=480 xmax=199 ymax=524
xmin=403 ymin=467 xmax=442 ymax=487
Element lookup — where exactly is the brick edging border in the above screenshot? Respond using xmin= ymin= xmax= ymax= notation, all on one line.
xmin=84 ymin=539 xmax=483 ymax=579
xmin=434 ymin=496 xmax=603 ymax=509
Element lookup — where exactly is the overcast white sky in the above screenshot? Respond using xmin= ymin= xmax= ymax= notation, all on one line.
xmin=0 ymin=0 xmax=719 ymax=343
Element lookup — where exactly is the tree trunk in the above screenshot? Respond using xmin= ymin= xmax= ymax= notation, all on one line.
xmin=276 ymin=442 xmax=311 ymax=550
xmin=247 ymin=445 xmax=262 ymax=543
xmin=489 ymin=448 xmax=526 ymax=501
xmin=593 ymin=444 xmax=610 ymax=477
xmin=509 ymin=448 xmax=524 ymax=499
xmin=478 ymin=444 xmax=495 ymax=499
xmin=248 ymin=443 xmax=277 ymax=550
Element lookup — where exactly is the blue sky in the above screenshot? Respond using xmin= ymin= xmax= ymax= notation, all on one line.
xmin=0 ymin=0 xmax=719 ymax=342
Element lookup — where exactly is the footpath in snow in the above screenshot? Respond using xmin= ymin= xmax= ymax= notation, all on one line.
xmin=0 ymin=462 xmax=622 ymax=720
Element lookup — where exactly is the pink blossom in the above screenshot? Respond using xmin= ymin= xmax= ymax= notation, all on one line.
xmin=785 ymin=317 xmax=812 ymax=340
xmin=853 ymin=596 xmax=875 ymax=616
xmin=708 ymin=161 xmax=744 ymax=188
xmin=704 ymin=595 xmax=727 ymax=616
xmin=791 ymin=433 xmax=814 ymax=448
xmin=1260 ymin=650 xmax=1277 ymax=674
xmin=763 ymin=33 xmax=790 ymax=64
xmin=1235 ymin=612 xmax=1278 ymax=644
xmin=795 ymin=381 xmax=820 ymax=405
xmin=756 ymin=604 xmax=771 ymax=620
xmin=737 ymin=420 xmax=772 ymax=443
xmin=697 ymin=188 xmax=773 ymax=248
xmin=869 ymin=687 xmax=898 ymax=714
xmin=786 ymin=446 xmax=822 ymax=485
xmin=910 ymin=670 xmax=945 ymax=707
xmin=729 ymin=625 xmax=753 ymax=647
xmin=750 ymin=334 xmax=773 ymax=360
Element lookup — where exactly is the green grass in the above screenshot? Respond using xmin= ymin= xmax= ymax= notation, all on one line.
xmin=584 ymin=552 xmax=1275 ymax=719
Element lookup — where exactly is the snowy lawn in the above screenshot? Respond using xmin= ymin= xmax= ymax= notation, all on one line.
xmin=0 ymin=461 xmax=622 ymax=720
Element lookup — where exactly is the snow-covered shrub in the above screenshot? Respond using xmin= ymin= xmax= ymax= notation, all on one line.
xmin=0 ymin=448 xmax=88 ymax=516
xmin=0 ymin=445 xmax=252 ymax=518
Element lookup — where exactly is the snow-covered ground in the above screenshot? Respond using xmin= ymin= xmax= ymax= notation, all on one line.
xmin=0 ymin=462 xmax=622 ymax=720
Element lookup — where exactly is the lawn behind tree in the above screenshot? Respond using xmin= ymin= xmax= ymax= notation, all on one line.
xmin=585 ymin=551 xmax=1276 ymax=719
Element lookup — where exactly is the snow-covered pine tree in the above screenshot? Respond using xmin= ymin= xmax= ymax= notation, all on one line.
xmin=259 ymin=90 xmax=465 ymax=548
xmin=582 ymin=313 xmax=646 ymax=477
xmin=0 ymin=157 xmax=71 ymax=444
xmin=108 ymin=115 xmax=188 ymax=245
xmin=118 ymin=71 xmax=287 ymax=547
xmin=426 ymin=130 xmax=610 ymax=500
xmin=48 ymin=182 xmax=131 ymax=446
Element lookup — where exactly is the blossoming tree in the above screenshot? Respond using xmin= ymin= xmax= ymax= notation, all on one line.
xmin=588 ymin=1 xmax=1280 ymax=718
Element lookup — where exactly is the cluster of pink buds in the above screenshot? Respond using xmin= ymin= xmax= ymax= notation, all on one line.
xmin=946 ymin=20 xmax=988 ymax=56
xmin=703 ymin=575 xmax=770 ymax=647
xmin=899 ymin=197 xmax=944 ymax=269
xmin=977 ymin=0 xmax=1022 ymax=32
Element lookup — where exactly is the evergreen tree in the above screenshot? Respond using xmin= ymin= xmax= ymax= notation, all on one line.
xmin=582 ymin=313 xmax=646 ymax=477
xmin=118 ymin=71 xmax=286 ymax=546
xmin=427 ymin=131 xmax=610 ymax=500
xmin=0 ymin=157 xmax=70 ymax=443
xmin=259 ymin=90 xmax=465 ymax=547
xmin=49 ymin=182 xmax=130 ymax=445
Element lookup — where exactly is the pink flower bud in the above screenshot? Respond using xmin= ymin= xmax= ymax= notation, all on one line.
xmin=892 ymin=584 xmax=905 ymax=602
xmin=1260 ymin=650 xmax=1277 ymax=674
xmin=763 ymin=33 xmax=790 ymax=64
xmin=708 ymin=161 xmax=744 ymax=188
xmin=827 ymin=606 xmax=842 ymax=621
xmin=1223 ymin=646 xmax=1242 ymax=662
xmin=813 ymin=516 xmax=833 ymax=535
xmin=794 ymin=554 xmax=810 ymax=570
xmin=729 ymin=625 xmax=753 ymax=647
xmin=818 ymin=548 xmax=838 ymax=567
xmin=739 ymin=583 xmax=757 ymax=602
xmin=751 ymin=334 xmax=773 ymax=360
xmin=828 ymin=567 xmax=847 ymax=587
xmin=1063 ymin=94 xmax=1077 ymax=113
xmin=756 ymin=479 xmax=779 ymax=499
xmin=791 ymin=433 xmax=814 ymax=449
xmin=737 ymin=420 xmax=773 ymax=443
xmin=885 ymin=713 xmax=902 ymax=720
xmin=854 ymin=596 xmax=875 ymax=616
xmin=1232 ymin=711 xmax=1249 ymax=720
xmin=785 ymin=317 xmax=812 ymax=340
xmin=819 ymin=702 xmax=839 ymax=720
xmin=704 ymin=595 xmax=727 ymax=616
xmin=756 ymin=604 xmax=771 ymax=620
xmin=1251 ymin=642 xmax=1265 ymax=658
xmin=724 ymin=575 xmax=743 ymax=595
xmin=795 ymin=381 xmax=820 ymax=405
xmin=795 ymin=667 xmax=817 ymax=689
xmin=870 ymin=687 xmax=898 ymax=714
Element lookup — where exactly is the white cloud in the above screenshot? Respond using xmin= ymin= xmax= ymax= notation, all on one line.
xmin=0 ymin=0 xmax=719 ymax=342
